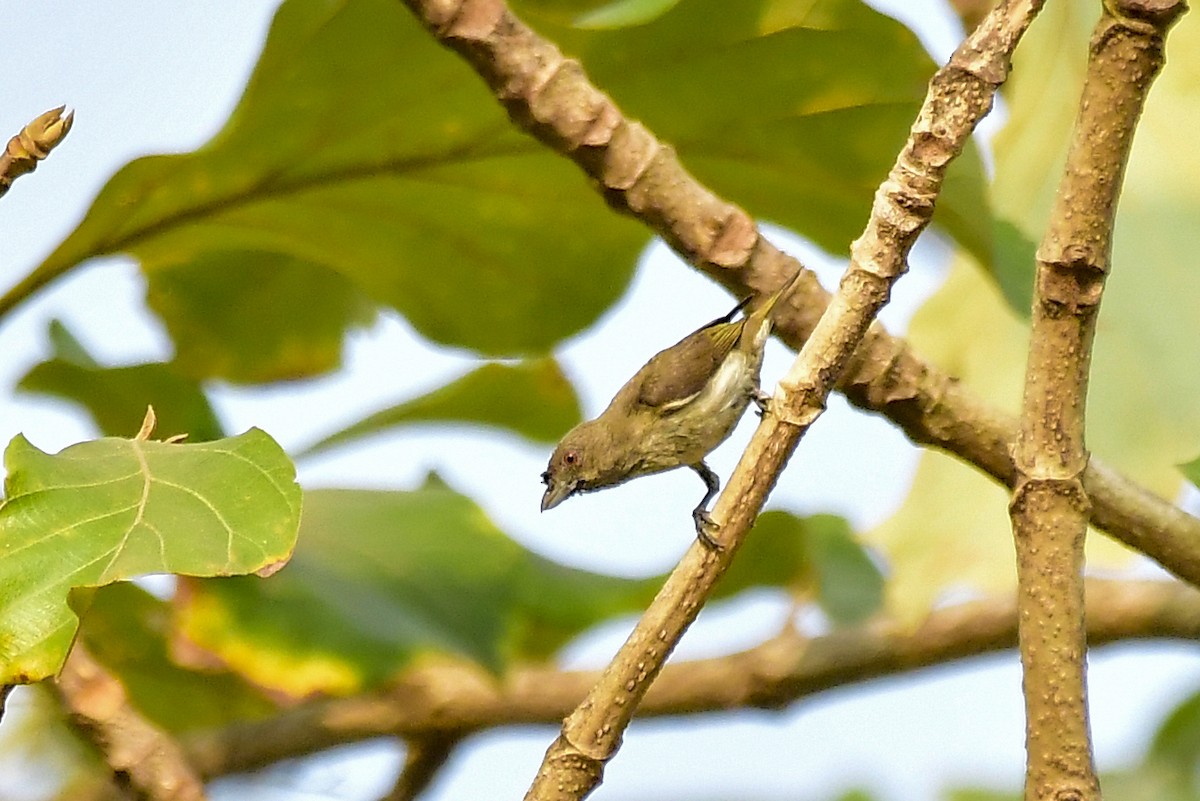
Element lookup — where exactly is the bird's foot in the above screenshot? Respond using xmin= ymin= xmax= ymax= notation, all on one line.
xmin=693 ymin=508 xmax=723 ymax=551
xmin=752 ymin=389 xmax=773 ymax=418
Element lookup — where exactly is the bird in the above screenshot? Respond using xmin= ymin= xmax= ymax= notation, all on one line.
xmin=540 ymin=270 xmax=802 ymax=549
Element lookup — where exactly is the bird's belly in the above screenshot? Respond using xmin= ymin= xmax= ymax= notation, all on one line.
xmin=639 ymin=353 xmax=757 ymax=471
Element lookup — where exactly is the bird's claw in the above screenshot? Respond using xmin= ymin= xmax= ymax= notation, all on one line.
xmin=693 ymin=508 xmax=722 ymax=551
xmin=752 ymin=389 xmax=772 ymax=418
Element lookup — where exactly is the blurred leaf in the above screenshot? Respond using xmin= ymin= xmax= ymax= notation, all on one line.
xmin=868 ymin=260 xmax=1134 ymax=622
xmin=874 ymin=2 xmax=1200 ymax=620
xmin=81 ymin=583 xmax=277 ymax=732
xmin=0 ymin=428 xmax=300 ymax=684
xmin=1151 ymin=685 xmax=1200 ymax=779
xmin=33 ymin=0 xmax=990 ymax=382
xmin=1181 ymin=456 xmax=1200 ymax=491
xmin=989 ymin=218 xmax=1036 ymax=317
xmin=34 ymin=0 xmax=644 ymax=371
xmin=17 ymin=320 xmax=224 ymax=441
xmin=723 ymin=511 xmax=882 ymax=625
xmin=1095 ymin=765 xmax=1199 ymax=801
xmin=945 ymin=789 xmax=1020 ymax=801
xmin=300 ymin=358 xmax=582 ymax=457
xmin=575 ymin=0 xmax=683 ymax=28
xmin=833 ymin=791 xmax=882 ymax=801
xmin=988 ymin=1 xmax=1094 ymax=246
xmin=173 ymin=477 xmax=858 ymax=695
xmin=519 ymin=0 xmax=992 ymax=263
xmin=173 ymin=480 xmax=657 ymax=696
xmin=721 ymin=510 xmax=814 ymax=597
xmin=510 ymin=553 xmax=659 ymax=660
xmin=146 ymin=251 xmax=376 ymax=383
xmin=806 ymin=514 xmax=883 ymax=626
xmin=987 ymin=0 xmax=1200 ymax=435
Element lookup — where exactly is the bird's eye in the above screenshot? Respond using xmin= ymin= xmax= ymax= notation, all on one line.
xmin=564 ymin=450 xmax=578 ymax=465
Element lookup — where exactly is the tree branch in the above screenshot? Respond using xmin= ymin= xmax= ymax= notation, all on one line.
xmin=397 ymin=0 xmax=1200 ymax=589
xmin=396 ymin=1 xmax=1041 ymax=796
xmin=1011 ymin=3 xmax=1184 ymax=799
xmin=0 ymin=106 xmax=73 ymax=199
xmin=181 ymin=578 xmax=1200 ymax=778
xmin=380 ymin=733 xmax=464 ymax=801
xmin=55 ymin=643 xmax=208 ymax=801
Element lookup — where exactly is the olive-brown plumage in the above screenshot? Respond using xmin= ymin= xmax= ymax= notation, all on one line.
xmin=540 ymin=271 xmax=801 ymax=547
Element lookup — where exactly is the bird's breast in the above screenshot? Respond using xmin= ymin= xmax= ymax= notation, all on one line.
xmin=633 ymin=351 xmax=759 ymax=473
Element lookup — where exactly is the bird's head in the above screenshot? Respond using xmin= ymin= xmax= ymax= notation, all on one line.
xmin=540 ymin=420 xmax=621 ymax=512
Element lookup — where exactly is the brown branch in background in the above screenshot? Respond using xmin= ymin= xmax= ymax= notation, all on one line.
xmin=395 ymin=0 xmax=1200 ymax=588
xmin=182 ymin=578 xmax=1200 ymax=779
xmin=0 ymin=106 xmax=73 ymax=199
xmin=55 ymin=644 xmax=207 ymax=801
xmin=381 ymin=733 xmax=464 ymax=801
xmin=1010 ymin=3 xmax=1184 ymax=800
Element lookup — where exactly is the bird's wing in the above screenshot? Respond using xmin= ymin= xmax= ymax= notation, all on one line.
xmin=636 ymin=320 xmax=744 ymax=410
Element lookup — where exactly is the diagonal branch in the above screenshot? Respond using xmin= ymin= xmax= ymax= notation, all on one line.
xmin=398 ymin=0 xmax=1200 ymax=590
xmin=1010 ymin=2 xmax=1185 ymax=799
xmin=399 ymin=1 xmax=1041 ymax=796
xmin=181 ymin=578 xmax=1200 ymax=778
xmin=55 ymin=643 xmax=208 ymax=801
xmin=0 ymin=106 xmax=74 ymax=199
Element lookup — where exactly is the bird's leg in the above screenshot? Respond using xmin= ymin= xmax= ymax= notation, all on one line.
xmin=689 ymin=462 xmax=722 ymax=550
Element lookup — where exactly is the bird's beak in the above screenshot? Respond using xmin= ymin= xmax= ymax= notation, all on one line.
xmin=541 ymin=479 xmax=575 ymax=512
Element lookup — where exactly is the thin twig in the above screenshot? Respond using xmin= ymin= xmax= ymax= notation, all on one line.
xmin=381 ymin=732 xmax=464 ymax=801
xmin=1010 ymin=2 xmax=1185 ymax=799
xmin=0 ymin=106 xmax=73 ymax=199
xmin=55 ymin=644 xmax=208 ymax=801
xmin=396 ymin=0 xmax=1200 ymax=591
xmin=180 ymin=578 xmax=1200 ymax=778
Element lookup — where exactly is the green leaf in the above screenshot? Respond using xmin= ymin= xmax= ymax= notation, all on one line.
xmin=1181 ymin=455 xmax=1200 ymax=490
xmin=173 ymin=481 xmax=657 ymax=696
xmin=1150 ymin=686 xmax=1200 ymax=778
xmin=574 ymin=0 xmax=683 ymax=28
xmin=17 ymin=320 xmax=224 ymax=442
xmin=720 ymin=510 xmax=814 ymax=596
xmin=33 ymin=0 xmax=990 ymax=381
xmin=300 ymin=358 xmax=582 ymax=457
xmin=519 ymin=0 xmax=993 ymax=264
xmin=80 ymin=583 xmax=277 ymax=732
xmin=870 ymin=257 xmax=1181 ymax=622
xmin=721 ymin=511 xmax=882 ymax=625
xmin=145 ymin=251 xmax=376 ymax=383
xmin=34 ymin=0 xmax=644 ymax=369
xmin=989 ymin=218 xmax=1036 ymax=317
xmin=874 ymin=1 xmax=1200 ymax=620
xmin=0 ymin=428 xmax=301 ymax=684
xmin=806 ymin=514 xmax=883 ymax=626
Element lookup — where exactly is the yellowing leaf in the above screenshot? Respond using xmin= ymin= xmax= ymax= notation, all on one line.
xmin=0 ymin=429 xmax=300 ymax=683
xmin=869 ymin=260 xmax=1139 ymax=622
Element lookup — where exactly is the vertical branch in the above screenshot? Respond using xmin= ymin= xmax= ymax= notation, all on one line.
xmin=1010 ymin=2 xmax=1184 ymax=800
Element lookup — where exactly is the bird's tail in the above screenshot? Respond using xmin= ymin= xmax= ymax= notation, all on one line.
xmin=742 ymin=267 xmax=805 ymax=349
